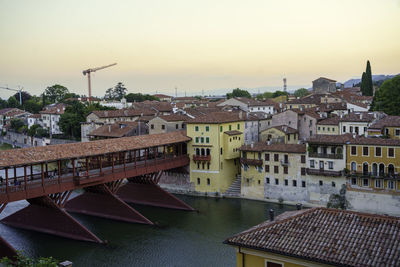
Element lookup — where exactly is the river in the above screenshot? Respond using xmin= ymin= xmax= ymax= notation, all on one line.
xmin=0 ymin=194 xmax=296 ymax=266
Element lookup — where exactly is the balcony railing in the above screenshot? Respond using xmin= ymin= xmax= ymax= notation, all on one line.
xmin=192 ymin=155 xmax=211 ymax=162
xmin=240 ymin=158 xmax=263 ymax=166
xmin=280 ymin=159 xmax=289 ymax=166
xmin=346 ymin=171 xmax=399 ymax=179
xmin=306 ymin=168 xmax=342 ymax=177
xmin=308 ymin=152 xmax=343 ymax=159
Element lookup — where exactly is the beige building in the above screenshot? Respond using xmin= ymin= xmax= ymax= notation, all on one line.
xmin=148 ymin=115 xmax=188 ymax=135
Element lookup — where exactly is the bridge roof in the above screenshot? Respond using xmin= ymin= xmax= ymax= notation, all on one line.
xmin=0 ymin=131 xmax=190 ymax=168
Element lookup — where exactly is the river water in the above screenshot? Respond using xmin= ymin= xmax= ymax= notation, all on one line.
xmin=0 ymin=194 xmax=296 ymax=266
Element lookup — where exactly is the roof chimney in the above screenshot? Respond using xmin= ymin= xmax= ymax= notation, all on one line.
xmin=269 ymin=209 xmax=275 ymax=221
xmin=360 ymin=113 xmax=363 ymax=120
xmin=250 ymin=142 xmax=254 ymax=148
xmin=353 ymin=133 xmax=356 ymax=139
xmin=108 ymin=125 xmax=112 ymax=132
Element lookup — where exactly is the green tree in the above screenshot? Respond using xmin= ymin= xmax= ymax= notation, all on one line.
xmin=23 ymin=96 xmax=43 ymax=113
xmin=361 ymin=60 xmax=373 ymax=96
xmin=272 ymin=90 xmax=288 ymax=98
xmin=294 ymin=88 xmax=310 ymax=98
xmin=226 ymin=88 xmax=251 ymax=99
xmin=371 ymin=75 xmax=400 ymax=115
xmin=114 ymin=82 xmax=127 ymax=100
xmin=104 ymin=87 xmax=115 ymax=100
xmin=44 ymin=84 xmax=69 ymax=103
xmin=1 ymin=251 xmax=58 ymax=267
xmin=7 ymin=96 xmax=19 ymax=108
xmin=125 ymin=93 xmax=159 ymax=102
xmin=10 ymin=118 xmax=25 ymax=132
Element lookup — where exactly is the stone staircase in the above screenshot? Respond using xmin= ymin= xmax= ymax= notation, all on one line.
xmin=224 ymin=175 xmax=242 ymax=197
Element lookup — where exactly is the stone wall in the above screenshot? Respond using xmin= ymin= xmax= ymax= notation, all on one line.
xmin=346 ymin=190 xmax=400 ymax=216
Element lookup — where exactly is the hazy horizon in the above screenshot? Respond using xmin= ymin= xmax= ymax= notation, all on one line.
xmin=1 ymin=0 xmax=399 ymax=99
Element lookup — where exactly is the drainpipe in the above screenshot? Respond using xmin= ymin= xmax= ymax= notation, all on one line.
xmin=238 ymin=247 xmax=245 ymax=267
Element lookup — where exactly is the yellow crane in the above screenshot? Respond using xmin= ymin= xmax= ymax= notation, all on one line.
xmin=82 ymin=63 xmax=117 ymax=102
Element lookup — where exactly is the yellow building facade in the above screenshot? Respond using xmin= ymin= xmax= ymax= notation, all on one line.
xmin=260 ymin=126 xmax=298 ymax=144
xmin=187 ymin=113 xmax=244 ymax=193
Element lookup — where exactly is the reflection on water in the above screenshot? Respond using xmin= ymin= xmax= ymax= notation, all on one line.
xmin=0 ymin=195 xmax=295 ymax=266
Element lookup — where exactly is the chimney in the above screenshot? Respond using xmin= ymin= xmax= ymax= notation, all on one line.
xmin=360 ymin=113 xmax=363 ymax=120
xmin=108 ymin=125 xmax=112 ymax=132
xmin=296 ymin=203 xmax=302 ymax=210
xmin=340 ymin=113 xmax=343 ymax=118
xmin=353 ymin=133 xmax=356 ymax=139
xmin=374 ymin=112 xmax=377 ymax=119
xmin=283 ymin=126 xmax=287 ymax=132
xmin=269 ymin=209 xmax=275 ymax=221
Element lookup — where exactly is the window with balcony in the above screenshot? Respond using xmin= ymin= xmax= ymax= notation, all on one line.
xmin=310 ymin=160 xmax=315 ymax=168
xmin=375 ymin=179 xmax=383 ymax=188
xmin=388 ymin=180 xmax=394 ymax=189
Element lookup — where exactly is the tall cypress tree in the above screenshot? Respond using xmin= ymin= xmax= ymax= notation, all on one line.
xmin=365 ymin=60 xmax=373 ymax=96
xmin=361 ymin=72 xmax=367 ymax=95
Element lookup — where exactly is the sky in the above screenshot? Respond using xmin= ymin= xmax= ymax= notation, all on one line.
xmin=0 ymin=0 xmax=399 ymax=99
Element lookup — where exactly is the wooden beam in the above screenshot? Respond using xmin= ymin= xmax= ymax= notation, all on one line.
xmin=24 ymin=166 xmax=27 ymax=192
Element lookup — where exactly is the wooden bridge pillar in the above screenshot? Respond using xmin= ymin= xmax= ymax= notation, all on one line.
xmin=65 ymin=183 xmax=153 ymax=225
xmin=117 ymin=171 xmax=195 ymax=211
xmin=1 ymin=193 xmax=102 ymax=243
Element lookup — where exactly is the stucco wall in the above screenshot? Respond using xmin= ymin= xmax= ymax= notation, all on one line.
xmin=346 ymin=190 xmax=400 ymax=216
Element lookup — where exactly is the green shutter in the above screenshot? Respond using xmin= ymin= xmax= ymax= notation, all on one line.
xmin=220 ymin=126 xmax=223 ymax=132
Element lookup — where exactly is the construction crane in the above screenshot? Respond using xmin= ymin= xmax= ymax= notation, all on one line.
xmin=0 ymin=86 xmax=23 ymax=105
xmin=82 ymin=63 xmax=117 ymax=102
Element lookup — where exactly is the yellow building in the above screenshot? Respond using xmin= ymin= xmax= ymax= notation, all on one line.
xmin=367 ymin=115 xmax=400 ymax=139
xmin=187 ymin=112 xmax=244 ymax=193
xmin=260 ymin=126 xmax=299 ymax=144
xmin=316 ymin=116 xmax=340 ymax=135
xmin=225 ymin=207 xmax=400 ymax=267
xmin=239 ymin=143 xmax=306 ymax=200
xmin=345 ymin=137 xmax=400 ymax=192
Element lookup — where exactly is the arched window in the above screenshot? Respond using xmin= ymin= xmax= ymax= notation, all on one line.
xmin=336 ymin=147 xmax=343 ymax=155
xmin=196 ymin=148 xmax=200 ymax=156
xmin=351 ymin=162 xmax=357 ymax=172
xmin=379 ymin=163 xmax=385 ymax=177
xmin=206 ymin=148 xmax=210 ymax=155
xmin=363 ymin=162 xmax=369 ymax=175
xmin=201 ymin=148 xmax=205 ymax=156
xmin=388 ymin=164 xmax=395 ymax=176
xmin=372 ymin=163 xmax=378 ymax=177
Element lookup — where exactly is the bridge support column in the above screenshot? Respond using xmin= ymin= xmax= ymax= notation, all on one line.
xmin=65 ymin=182 xmax=153 ymax=225
xmin=1 ymin=193 xmax=102 ymax=243
xmin=117 ymin=171 xmax=195 ymax=211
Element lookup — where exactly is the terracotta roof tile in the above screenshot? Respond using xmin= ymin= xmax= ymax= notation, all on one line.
xmin=317 ymin=116 xmax=341 ymax=125
xmin=225 ymin=207 xmax=400 ymax=267
xmin=369 ymin=115 xmax=400 ymax=129
xmin=188 ymin=111 xmax=243 ymax=124
xmin=0 ymin=131 xmax=190 ymax=167
xmin=88 ymin=122 xmax=139 ymax=138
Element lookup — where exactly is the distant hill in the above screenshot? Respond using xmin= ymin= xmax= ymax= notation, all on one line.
xmin=341 ymin=74 xmax=398 ymax=88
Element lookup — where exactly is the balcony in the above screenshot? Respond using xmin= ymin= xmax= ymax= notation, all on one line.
xmin=240 ymin=158 xmax=263 ymax=166
xmin=192 ymin=155 xmax=211 ymax=162
xmin=308 ymin=152 xmax=343 ymax=159
xmin=346 ymin=171 xmax=399 ymax=179
xmin=280 ymin=159 xmax=290 ymax=166
xmin=306 ymin=168 xmax=342 ymax=177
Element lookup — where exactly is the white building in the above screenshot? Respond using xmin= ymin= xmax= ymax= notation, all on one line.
xmin=217 ymin=97 xmax=276 ymax=114
xmin=339 ymin=112 xmax=385 ymax=136
xmin=39 ymin=103 xmax=66 ymax=135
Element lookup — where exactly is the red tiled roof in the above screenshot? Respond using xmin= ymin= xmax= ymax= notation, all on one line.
xmin=88 ymin=122 xmax=139 ymax=138
xmin=307 ymin=134 xmax=354 ymax=145
xmin=0 ymin=108 xmax=18 ymax=116
xmin=313 ymin=77 xmax=337 ymax=82
xmin=188 ymin=111 xmax=244 ymax=124
xmin=340 ymin=112 xmax=383 ymax=122
xmin=225 ymin=207 xmax=400 ymax=267
xmin=40 ymin=103 xmax=66 ymax=115
xmin=153 ymin=94 xmax=171 ymax=98
xmin=0 ymin=131 xmax=190 ymax=167
xmin=157 ymin=114 xmax=189 ymax=122
xmin=224 ymin=130 xmax=242 ymax=136
xmin=91 ymin=108 xmax=156 ymax=118
xmin=240 ymin=143 xmax=305 ymax=153
xmin=317 ymin=116 xmax=341 ymax=125
xmin=369 ymin=115 xmax=400 ymax=129
xmin=271 ymin=125 xmax=298 ymax=134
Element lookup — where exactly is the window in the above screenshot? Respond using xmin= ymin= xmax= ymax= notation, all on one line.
xmin=301 ymin=155 xmax=305 ymax=163
xmin=206 ymin=137 xmax=209 ymax=143
xmin=301 ymin=167 xmax=306 ymax=176
xmin=151 ymin=124 xmax=154 ymax=129
xmin=266 ymin=177 xmax=270 ymax=184
xmin=229 ymin=125 xmax=232 ymax=131
xmin=274 ymin=154 xmax=279 ymax=162
xmin=205 ymin=126 xmax=209 ymax=132
xmin=310 ymin=130 xmax=313 ymax=136
xmin=176 ymin=124 xmax=178 ymax=129
xmin=328 ymin=161 xmax=333 ymax=170
xmin=195 ymin=137 xmax=199 ymax=143
xmin=319 ymin=180 xmax=323 ymax=186
xmin=302 ymin=181 xmax=306 ymax=188
xmin=351 ymin=178 xmax=357 ymax=185
xmin=274 ymin=166 xmax=279 ymax=174
xmin=197 ymin=178 xmax=200 ymax=185
xmin=375 ymin=179 xmax=383 ymax=188
xmin=275 ymin=178 xmax=279 ymax=185
xmin=284 ymin=166 xmax=288 ymax=174
xmin=363 ymin=178 xmax=369 ymax=187
xmin=351 ymin=146 xmax=357 ymax=155
xmin=343 ymin=126 xmax=346 ymax=133
xmin=318 ymin=127 xmax=320 ymax=131
xmin=265 ymin=153 xmax=270 ymax=161
xmin=265 ymin=165 xmax=270 ymax=173
xmin=293 ymin=180 xmax=297 ymax=187
xmin=195 ymin=126 xmax=199 ymax=131
xmin=200 ymin=137 xmax=204 ymax=143
xmin=350 ymin=126 xmax=353 ymax=133
xmin=207 ymin=178 xmax=210 ymax=185
xmin=162 ymin=124 xmax=165 ymax=130
xmin=388 ymin=180 xmax=394 ymax=189
xmin=284 ymin=179 xmax=288 ymax=186
xmin=388 ymin=148 xmax=394 ymax=157
xmin=220 ymin=148 xmax=223 ymax=155
xmin=375 ymin=147 xmax=381 ymax=157
xmin=237 ymin=124 xmax=240 ymax=130
xmin=220 ymin=126 xmax=223 ymax=132
xmin=396 ymin=129 xmax=400 ymax=136
xmin=333 ymin=128 xmax=335 ymax=132
xmin=363 ymin=146 xmax=369 ymax=156
xmin=310 ymin=160 xmax=315 ymax=168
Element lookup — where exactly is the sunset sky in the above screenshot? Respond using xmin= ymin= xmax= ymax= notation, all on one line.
xmin=0 ymin=0 xmax=399 ymax=99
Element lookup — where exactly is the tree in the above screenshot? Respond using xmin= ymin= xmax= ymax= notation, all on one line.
xmin=294 ymin=88 xmax=310 ymax=98
xmin=10 ymin=118 xmax=25 ymax=132
xmin=7 ymin=96 xmax=19 ymax=108
xmin=272 ymin=90 xmax=288 ymax=98
xmin=23 ymin=96 xmax=43 ymax=113
xmin=59 ymin=112 xmax=82 ymax=139
xmin=114 ymin=82 xmax=127 ymax=100
xmin=371 ymin=75 xmax=400 ymax=115
xmin=44 ymin=84 xmax=69 ymax=103
xmin=104 ymin=87 xmax=115 ymax=100
xmin=361 ymin=60 xmax=373 ymax=96
xmin=13 ymin=91 xmax=31 ymax=105
xmin=1 ymin=251 xmax=58 ymax=267
xmin=125 ymin=93 xmax=159 ymax=102
xmin=226 ymin=88 xmax=251 ymax=99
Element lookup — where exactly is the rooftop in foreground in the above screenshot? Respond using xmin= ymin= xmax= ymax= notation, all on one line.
xmin=225 ymin=207 xmax=400 ymax=267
